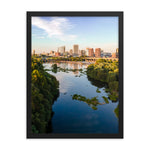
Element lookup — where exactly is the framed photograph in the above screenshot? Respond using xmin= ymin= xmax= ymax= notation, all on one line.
xmin=27 ymin=11 xmax=123 ymax=138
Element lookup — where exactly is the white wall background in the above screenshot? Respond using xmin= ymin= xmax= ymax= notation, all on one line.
xmin=0 ymin=0 xmax=150 ymax=149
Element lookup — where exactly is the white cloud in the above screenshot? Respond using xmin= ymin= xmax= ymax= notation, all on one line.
xmin=32 ymin=17 xmax=77 ymax=41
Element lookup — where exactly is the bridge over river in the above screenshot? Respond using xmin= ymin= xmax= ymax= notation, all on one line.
xmin=40 ymin=57 xmax=118 ymax=63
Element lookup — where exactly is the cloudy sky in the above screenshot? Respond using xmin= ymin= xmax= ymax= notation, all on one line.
xmin=32 ymin=16 xmax=118 ymax=53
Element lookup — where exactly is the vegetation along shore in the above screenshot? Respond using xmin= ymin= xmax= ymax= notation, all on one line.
xmin=31 ymin=57 xmax=59 ymax=133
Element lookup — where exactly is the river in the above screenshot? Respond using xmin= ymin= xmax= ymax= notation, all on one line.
xmin=43 ymin=62 xmax=119 ymax=134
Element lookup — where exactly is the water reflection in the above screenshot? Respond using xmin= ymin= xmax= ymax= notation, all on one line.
xmin=73 ymin=63 xmax=78 ymax=74
xmin=87 ymin=75 xmax=106 ymax=88
xmin=44 ymin=62 xmax=119 ymax=133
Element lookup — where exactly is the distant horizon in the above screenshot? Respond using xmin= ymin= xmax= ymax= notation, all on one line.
xmin=32 ymin=45 xmax=118 ymax=54
xmin=32 ymin=16 xmax=118 ymax=53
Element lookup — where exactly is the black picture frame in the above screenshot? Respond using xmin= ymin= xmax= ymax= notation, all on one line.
xmin=27 ymin=11 xmax=123 ymax=138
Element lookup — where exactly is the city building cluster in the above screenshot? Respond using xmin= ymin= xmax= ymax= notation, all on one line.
xmin=32 ymin=45 xmax=119 ymax=58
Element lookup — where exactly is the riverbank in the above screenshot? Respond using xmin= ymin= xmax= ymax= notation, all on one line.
xmin=31 ymin=58 xmax=59 ymax=133
xmin=87 ymin=59 xmax=119 ymax=102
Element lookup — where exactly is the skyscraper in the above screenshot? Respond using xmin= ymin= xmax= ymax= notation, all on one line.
xmin=95 ymin=48 xmax=101 ymax=57
xmin=69 ymin=49 xmax=73 ymax=55
xmin=73 ymin=44 xmax=79 ymax=56
xmin=80 ymin=50 xmax=86 ymax=56
xmin=88 ymin=48 xmax=94 ymax=57
xmin=86 ymin=48 xmax=89 ymax=56
xmin=55 ymin=52 xmax=61 ymax=57
xmin=58 ymin=46 xmax=65 ymax=55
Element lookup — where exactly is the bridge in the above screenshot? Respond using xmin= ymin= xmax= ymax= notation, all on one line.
xmin=40 ymin=57 xmax=118 ymax=63
xmin=84 ymin=57 xmax=118 ymax=62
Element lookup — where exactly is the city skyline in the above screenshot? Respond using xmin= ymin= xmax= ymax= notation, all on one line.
xmin=32 ymin=16 xmax=118 ymax=53
xmin=32 ymin=45 xmax=118 ymax=58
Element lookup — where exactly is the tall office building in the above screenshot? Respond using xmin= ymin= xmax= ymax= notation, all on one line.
xmin=69 ymin=49 xmax=73 ymax=55
xmin=101 ymin=50 xmax=104 ymax=57
xmin=86 ymin=48 xmax=89 ymax=56
xmin=55 ymin=52 xmax=61 ymax=57
xmin=88 ymin=48 xmax=94 ymax=57
xmin=95 ymin=48 xmax=101 ymax=57
xmin=73 ymin=44 xmax=79 ymax=56
xmin=80 ymin=50 xmax=86 ymax=56
xmin=58 ymin=46 xmax=65 ymax=55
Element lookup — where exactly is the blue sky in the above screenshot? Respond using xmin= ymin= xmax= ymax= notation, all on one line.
xmin=32 ymin=16 xmax=118 ymax=53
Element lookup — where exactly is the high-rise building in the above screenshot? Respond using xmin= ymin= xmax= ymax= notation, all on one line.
xmin=95 ymin=48 xmax=101 ymax=57
xmin=73 ymin=44 xmax=79 ymax=56
xmin=58 ymin=46 xmax=65 ymax=55
xmin=69 ymin=49 xmax=73 ymax=55
xmin=80 ymin=50 xmax=86 ymax=56
xmin=88 ymin=48 xmax=94 ymax=57
xmin=86 ymin=48 xmax=89 ymax=56
xmin=100 ymin=50 xmax=104 ymax=57
xmin=55 ymin=52 xmax=61 ymax=57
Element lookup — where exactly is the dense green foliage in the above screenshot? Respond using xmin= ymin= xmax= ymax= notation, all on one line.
xmin=49 ymin=56 xmax=85 ymax=61
xmin=47 ymin=56 xmax=86 ymax=61
xmin=33 ymin=56 xmax=87 ymax=62
xmin=96 ymin=88 xmax=101 ymax=93
xmin=102 ymin=96 xmax=109 ymax=104
xmin=87 ymin=59 xmax=119 ymax=102
xmin=31 ymin=58 xmax=59 ymax=133
xmin=51 ymin=64 xmax=58 ymax=73
xmin=72 ymin=94 xmax=105 ymax=110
